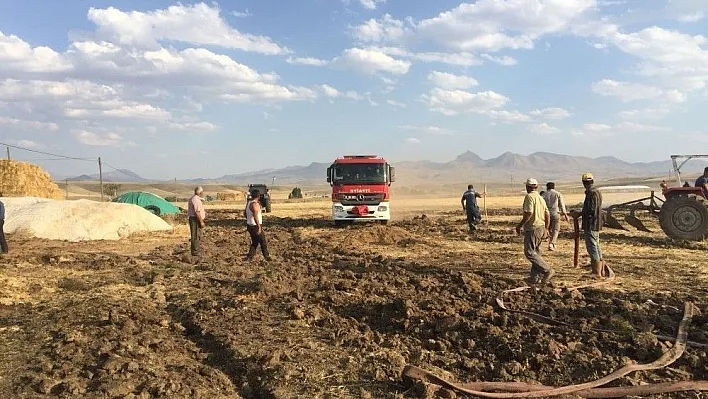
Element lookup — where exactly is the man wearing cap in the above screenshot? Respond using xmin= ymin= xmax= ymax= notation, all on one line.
xmin=571 ymin=173 xmax=606 ymax=278
xmin=696 ymin=167 xmax=708 ymax=197
xmin=188 ymin=186 xmax=206 ymax=257
xmin=542 ymin=182 xmax=568 ymax=252
xmin=515 ymin=178 xmax=553 ymax=284
xmin=461 ymin=184 xmax=485 ymax=232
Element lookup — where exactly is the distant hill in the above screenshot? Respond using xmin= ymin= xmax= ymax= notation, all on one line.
xmin=62 ymin=152 xmax=708 ymax=186
xmin=67 ymin=169 xmax=149 ymax=183
xmin=190 ymin=152 xmax=708 ymax=186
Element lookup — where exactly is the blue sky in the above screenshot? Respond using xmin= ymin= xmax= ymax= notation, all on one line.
xmin=0 ymin=0 xmax=706 ymax=179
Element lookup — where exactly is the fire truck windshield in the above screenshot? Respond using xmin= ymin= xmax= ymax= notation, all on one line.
xmin=332 ymin=163 xmax=386 ymax=184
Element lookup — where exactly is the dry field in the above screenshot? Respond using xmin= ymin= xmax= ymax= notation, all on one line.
xmin=0 ymin=193 xmax=706 ymax=398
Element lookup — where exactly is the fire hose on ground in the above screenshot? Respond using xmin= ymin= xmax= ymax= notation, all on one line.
xmin=403 ymin=215 xmax=707 ymax=397
xmin=404 ymin=302 xmax=708 ymax=397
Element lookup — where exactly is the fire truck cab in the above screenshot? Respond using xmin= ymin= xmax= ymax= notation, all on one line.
xmin=326 ymin=155 xmax=395 ymax=225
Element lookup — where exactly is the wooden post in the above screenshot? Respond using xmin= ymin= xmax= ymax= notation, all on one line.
xmin=98 ymin=157 xmax=104 ymax=201
xmin=483 ymin=183 xmax=488 ymax=225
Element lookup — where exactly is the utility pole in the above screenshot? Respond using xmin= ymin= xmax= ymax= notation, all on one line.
xmin=98 ymin=157 xmax=104 ymax=201
xmin=6 ymin=146 xmax=9 ymax=160
xmin=65 ymin=179 xmax=69 ymax=200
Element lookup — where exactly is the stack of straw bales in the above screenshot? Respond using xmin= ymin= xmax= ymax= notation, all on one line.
xmin=216 ymin=190 xmax=247 ymax=201
xmin=0 ymin=160 xmax=63 ymax=199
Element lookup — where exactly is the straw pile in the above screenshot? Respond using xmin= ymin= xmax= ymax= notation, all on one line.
xmin=216 ymin=190 xmax=247 ymax=201
xmin=3 ymin=197 xmax=173 ymax=241
xmin=0 ymin=160 xmax=63 ymax=199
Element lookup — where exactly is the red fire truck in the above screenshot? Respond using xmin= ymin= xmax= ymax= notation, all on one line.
xmin=326 ymin=155 xmax=396 ymax=225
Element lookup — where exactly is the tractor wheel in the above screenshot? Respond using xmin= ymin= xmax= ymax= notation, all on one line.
xmin=659 ymin=195 xmax=708 ymax=241
xmin=379 ymin=220 xmax=389 ymax=226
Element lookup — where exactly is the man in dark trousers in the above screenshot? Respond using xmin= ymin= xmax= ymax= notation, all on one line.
xmin=571 ymin=173 xmax=606 ymax=278
xmin=461 ymin=184 xmax=485 ymax=232
xmin=515 ymin=178 xmax=553 ymax=284
xmin=245 ymin=189 xmax=271 ymax=261
xmin=0 ymin=195 xmax=8 ymax=254
xmin=187 ymin=186 xmax=206 ymax=257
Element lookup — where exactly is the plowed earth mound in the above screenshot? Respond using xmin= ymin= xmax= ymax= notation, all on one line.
xmin=0 ymin=210 xmax=706 ymax=398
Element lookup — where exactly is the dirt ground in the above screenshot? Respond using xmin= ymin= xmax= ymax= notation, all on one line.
xmin=0 ymin=196 xmax=706 ymax=398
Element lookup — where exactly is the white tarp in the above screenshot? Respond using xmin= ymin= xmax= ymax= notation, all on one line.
xmin=1 ymin=197 xmax=172 ymax=241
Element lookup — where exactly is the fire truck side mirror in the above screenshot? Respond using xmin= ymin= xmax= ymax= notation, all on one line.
xmin=389 ymin=166 xmax=396 ymax=183
xmin=326 ymin=167 xmax=332 ymax=183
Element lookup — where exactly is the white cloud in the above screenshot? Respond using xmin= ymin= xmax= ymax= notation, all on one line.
xmin=677 ymin=11 xmax=704 ymax=22
xmin=333 ymin=48 xmax=411 ymax=75
xmin=352 ymin=14 xmax=406 ymax=43
xmin=486 ymin=109 xmax=531 ymax=123
xmin=386 ymin=99 xmax=406 ymax=108
xmin=422 ymin=88 xmax=508 ymax=116
xmin=427 ymin=71 xmax=478 ymax=89
xmin=365 ymin=46 xmax=482 ymax=67
xmin=8 ymin=139 xmax=43 ymax=149
xmin=318 ymin=85 xmax=362 ymax=100
xmin=591 ymin=79 xmax=685 ymax=102
xmin=352 ymin=0 xmax=596 ymax=53
xmin=0 ymin=31 xmax=72 ymax=73
xmin=231 ymin=9 xmax=251 ymax=18
xmin=617 ymin=107 xmax=670 ymax=121
xmin=530 ymin=123 xmax=560 ymax=135
xmin=358 ymin=0 xmax=386 ymax=10
xmin=480 ymin=54 xmax=518 ymax=66
xmin=404 ymin=137 xmax=421 ymax=144
xmin=530 ymin=107 xmax=572 ymax=120
xmin=87 ymin=3 xmax=287 ymax=54
xmin=168 ymin=121 xmax=218 ymax=132
xmin=572 ymin=121 xmax=668 ymax=137
xmin=286 ymin=56 xmax=328 ymax=66
xmin=0 ymin=115 xmax=59 ymax=131
xmin=73 ymin=130 xmax=122 ymax=146
xmin=399 ymin=125 xmax=455 ymax=135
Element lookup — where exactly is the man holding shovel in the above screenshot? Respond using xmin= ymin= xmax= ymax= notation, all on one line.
xmin=570 ymin=173 xmax=608 ymax=278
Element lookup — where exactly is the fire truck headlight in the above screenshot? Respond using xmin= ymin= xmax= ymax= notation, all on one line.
xmin=377 ymin=206 xmax=388 ymax=212
xmin=334 ymin=205 xmax=344 ymax=212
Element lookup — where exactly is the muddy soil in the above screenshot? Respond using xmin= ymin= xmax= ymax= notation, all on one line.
xmin=0 ymin=209 xmax=706 ymax=398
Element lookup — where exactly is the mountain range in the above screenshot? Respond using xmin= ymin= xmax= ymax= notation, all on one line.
xmin=61 ymin=151 xmax=708 ymax=186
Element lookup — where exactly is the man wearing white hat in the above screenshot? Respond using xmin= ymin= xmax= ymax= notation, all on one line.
xmin=515 ymin=178 xmax=553 ymax=284
xmin=570 ymin=172 xmax=607 ymax=278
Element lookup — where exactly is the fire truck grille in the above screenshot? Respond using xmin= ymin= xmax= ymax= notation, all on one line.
xmin=338 ymin=193 xmax=385 ymax=205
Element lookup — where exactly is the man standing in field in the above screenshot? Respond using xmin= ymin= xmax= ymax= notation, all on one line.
xmin=695 ymin=167 xmax=708 ymax=197
xmin=571 ymin=173 xmax=606 ymax=278
xmin=515 ymin=178 xmax=553 ymax=284
xmin=245 ymin=189 xmax=271 ymax=261
xmin=188 ymin=186 xmax=206 ymax=257
xmin=542 ymin=182 xmax=568 ymax=252
xmin=461 ymin=184 xmax=485 ymax=232
xmin=0 ymin=195 xmax=8 ymax=254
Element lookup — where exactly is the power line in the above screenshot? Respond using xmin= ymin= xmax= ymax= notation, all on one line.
xmin=0 ymin=141 xmax=95 ymax=162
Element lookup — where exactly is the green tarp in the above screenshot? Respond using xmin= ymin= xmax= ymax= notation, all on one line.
xmin=113 ymin=192 xmax=181 ymax=215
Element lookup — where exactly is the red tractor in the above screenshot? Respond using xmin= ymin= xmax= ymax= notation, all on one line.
xmin=604 ymin=155 xmax=708 ymax=241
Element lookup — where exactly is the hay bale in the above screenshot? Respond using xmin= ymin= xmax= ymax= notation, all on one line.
xmin=216 ymin=190 xmax=247 ymax=201
xmin=0 ymin=160 xmax=63 ymax=199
